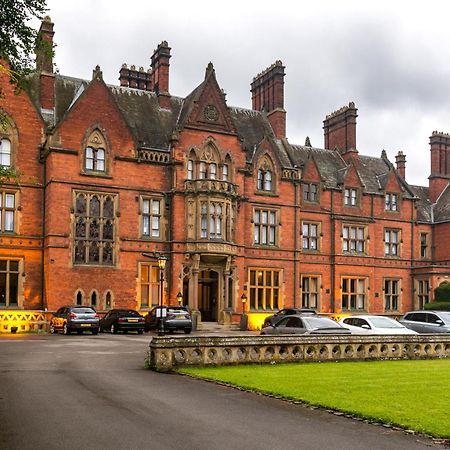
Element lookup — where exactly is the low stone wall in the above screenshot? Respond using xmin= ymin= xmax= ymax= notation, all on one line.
xmin=147 ymin=334 xmax=450 ymax=372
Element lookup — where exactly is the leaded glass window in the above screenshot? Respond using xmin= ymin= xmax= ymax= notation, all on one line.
xmin=73 ymin=192 xmax=116 ymax=265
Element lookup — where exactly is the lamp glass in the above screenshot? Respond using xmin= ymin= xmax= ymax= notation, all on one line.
xmin=157 ymin=255 xmax=167 ymax=270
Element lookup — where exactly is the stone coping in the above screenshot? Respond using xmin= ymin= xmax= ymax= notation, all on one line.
xmin=147 ymin=334 xmax=450 ymax=372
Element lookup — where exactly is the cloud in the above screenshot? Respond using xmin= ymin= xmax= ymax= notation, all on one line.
xmin=42 ymin=0 xmax=450 ymax=187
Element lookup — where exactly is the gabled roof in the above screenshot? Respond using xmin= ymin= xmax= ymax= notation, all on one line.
xmin=229 ymin=107 xmax=274 ymax=161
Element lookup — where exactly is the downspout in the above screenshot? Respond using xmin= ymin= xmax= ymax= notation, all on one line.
xmin=330 ymin=189 xmax=335 ymax=312
xmin=410 ymin=198 xmax=415 ymax=310
xmin=40 ymin=143 xmax=47 ymax=311
xmin=293 ymin=179 xmax=298 ymax=307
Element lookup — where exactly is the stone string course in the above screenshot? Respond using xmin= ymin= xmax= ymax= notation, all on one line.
xmin=147 ymin=334 xmax=450 ymax=372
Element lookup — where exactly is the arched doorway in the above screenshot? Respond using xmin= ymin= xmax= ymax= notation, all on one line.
xmin=198 ymin=270 xmax=218 ymax=321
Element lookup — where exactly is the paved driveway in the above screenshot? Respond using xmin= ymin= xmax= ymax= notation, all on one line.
xmin=0 ymin=333 xmax=441 ymax=450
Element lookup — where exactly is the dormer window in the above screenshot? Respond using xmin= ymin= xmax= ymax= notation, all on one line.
xmin=344 ymin=188 xmax=358 ymax=206
xmin=83 ymin=130 xmax=108 ymax=174
xmin=85 ymin=147 xmax=105 ymax=171
xmin=385 ymin=193 xmax=398 ymax=211
xmin=257 ymin=169 xmax=273 ymax=191
xmin=256 ymin=155 xmax=276 ymax=193
xmin=303 ymin=183 xmax=319 ymax=203
xmin=0 ymin=138 xmax=11 ymax=167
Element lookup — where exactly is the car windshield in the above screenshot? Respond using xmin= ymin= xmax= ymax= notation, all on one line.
xmin=368 ymin=317 xmax=403 ymax=328
xmin=437 ymin=312 xmax=450 ymax=324
xmin=303 ymin=317 xmax=340 ymax=329
xmin=72 ymin=308 xmax=95 ymax=314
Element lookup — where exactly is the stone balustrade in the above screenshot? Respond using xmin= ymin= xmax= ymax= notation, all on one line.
xmin=147 ymin=334 xmax=450 ymax=372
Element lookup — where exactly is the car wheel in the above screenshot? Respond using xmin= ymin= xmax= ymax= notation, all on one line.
xmin=63 ymin=323 xmax=70 ymax=335
xmin=92 ymin=329 xmax=98 ymax=335
xmin=184 ymin=329 xmax=191 ymax=335
xmin=49 ymin=323 xmax=56 ymax=334
xmin=138 ymin=329 xmax=144 ymax=335
xmin=110 ymin=324 xmax=117 ymax=334
xmin=77 ymin=329 xmax=83 ymax=335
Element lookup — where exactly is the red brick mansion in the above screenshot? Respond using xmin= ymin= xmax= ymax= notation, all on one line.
xmin=1 ymin=17 xmax=449 ymax=326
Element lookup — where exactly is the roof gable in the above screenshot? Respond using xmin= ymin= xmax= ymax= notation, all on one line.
xmin=341 ymin=160 xmax=365 ymax=188
xmin=302 ymin=154 xmax=322 ymax=182
xmin=179 ymin=63 xmax=236 ymax=134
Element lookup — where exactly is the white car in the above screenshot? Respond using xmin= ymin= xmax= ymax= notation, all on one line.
xmin=339 ymin=315 xmax=418 ymax=335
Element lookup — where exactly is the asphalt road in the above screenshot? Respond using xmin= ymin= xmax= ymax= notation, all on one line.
xmin=0 ymin=333 xmax=442 ymax=450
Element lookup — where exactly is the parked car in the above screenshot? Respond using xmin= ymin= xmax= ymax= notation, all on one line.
xmin=260 ymin=315 xmax=351 ymax=335
xmin=49 ymin=306 xmax=100 ymax=335
xmin=399 ymin=311 xmax=450 ymax=333
xmin=144 ymin=306 xmax=192 ymax=334
xmin=262 ymin=308 xmax=317 ymax=328
xmin=339 ymin=315 xmax=417 ymax=335
xmin=99 ymin=309 xmax=145 ymax=334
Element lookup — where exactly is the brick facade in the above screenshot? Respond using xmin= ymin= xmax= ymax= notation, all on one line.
xmin=1 ymin=17 xmax=449 ymax=322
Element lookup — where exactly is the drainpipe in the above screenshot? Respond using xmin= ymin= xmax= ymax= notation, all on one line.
xmin=293 ymin=179 xmax=299 ymax=307
xmin=330 ymin=190 xmax=335 ymax=312
xmin=40 ymin=143 xmax=47 ymax=311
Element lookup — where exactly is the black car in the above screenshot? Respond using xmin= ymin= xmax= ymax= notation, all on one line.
xmin=260 ymin=315 xmax=351 ymax=335
xmin=49 ymin=306 xmax=100 ymax=335
xmin=263 ymin=308 xmax=317 ymax=328
xmin=145 ymin=306 xmax=192 ymax=334
xmin=100 ymin=309 xmax=145 ymax=334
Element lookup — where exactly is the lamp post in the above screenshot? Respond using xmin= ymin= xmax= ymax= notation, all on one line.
xmin=240 ymin=292 xmax=248 ymax=331
xmin=157 ymin=254 xmax=167 ymax=336
xmin=176 ymin=291 xmax=183 ymax=306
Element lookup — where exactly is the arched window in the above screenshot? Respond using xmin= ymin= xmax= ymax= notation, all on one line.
xmin=187 ymin=160 xmax=194 ymax=180
xmin=0 ymin=138 xmax=11 ymax=167
xmin=84 ymin=130 xmax=107 ymax=173
xmin=76 ymin=290 xmax=83 ymax=305
xmin=222 ymin=164 xmax=228 ymax=181
xmin=91 ymin=291 xmax=97 ymax=307
xmin=105 ymin=291 xmax=112 ymax=309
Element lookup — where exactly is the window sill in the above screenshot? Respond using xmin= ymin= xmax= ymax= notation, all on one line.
xmin=80 ymin=171 xmax=112 ymax=179
xmin=73 ymin=263 xmax=116 ymax=268
xmin=255 ymin=190 xmax=278 ymax=197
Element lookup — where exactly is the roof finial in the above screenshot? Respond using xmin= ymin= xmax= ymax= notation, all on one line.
xmin=205 ymin=62 xmax=215 ymax=78
xmin=305 ymin=136 xmax=311 ymax=147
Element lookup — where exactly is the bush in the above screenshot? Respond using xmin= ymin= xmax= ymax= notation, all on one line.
xmin=433 ymin=281 xmax=450 ymax=302
xmin=424 ymin=302 xmax=450 ymax=311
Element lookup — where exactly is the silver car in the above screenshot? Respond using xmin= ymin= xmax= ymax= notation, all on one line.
xmin=399 ymin=311 xmax=450 ymax=333
xmin=261 ymin=315 xmax=351 ymax=335
xmin=339 ymin=315 xmax=417 ymax=335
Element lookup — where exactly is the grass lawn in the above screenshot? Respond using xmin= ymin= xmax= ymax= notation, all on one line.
xmin=179 ymin=359 xmax=450 ymax=438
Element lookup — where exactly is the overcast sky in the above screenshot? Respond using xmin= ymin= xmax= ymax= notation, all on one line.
xmin=40 ymin=0 xmax=450 ymax=187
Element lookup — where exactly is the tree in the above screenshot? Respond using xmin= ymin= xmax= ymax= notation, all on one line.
xmin=0 ymin=0 xmax=49 ymax=127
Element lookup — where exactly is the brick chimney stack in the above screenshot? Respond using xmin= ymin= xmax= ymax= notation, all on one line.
xmin=323 ymin=102 xmax=358 ymax=152
xmin=36 ymin=16 xmax=55 ymax=111
xmin=151 ymin=41 xmax=171 ymax=109
xmin=251 ymin=61 xmax=286 ymax=139
xmin=429 ymin=131 xmax=450 ymax=203
xmin=119 ymin=64 xmax=152 ymax=91
xmin=395 ymin=151 xmax=406 ymax=179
